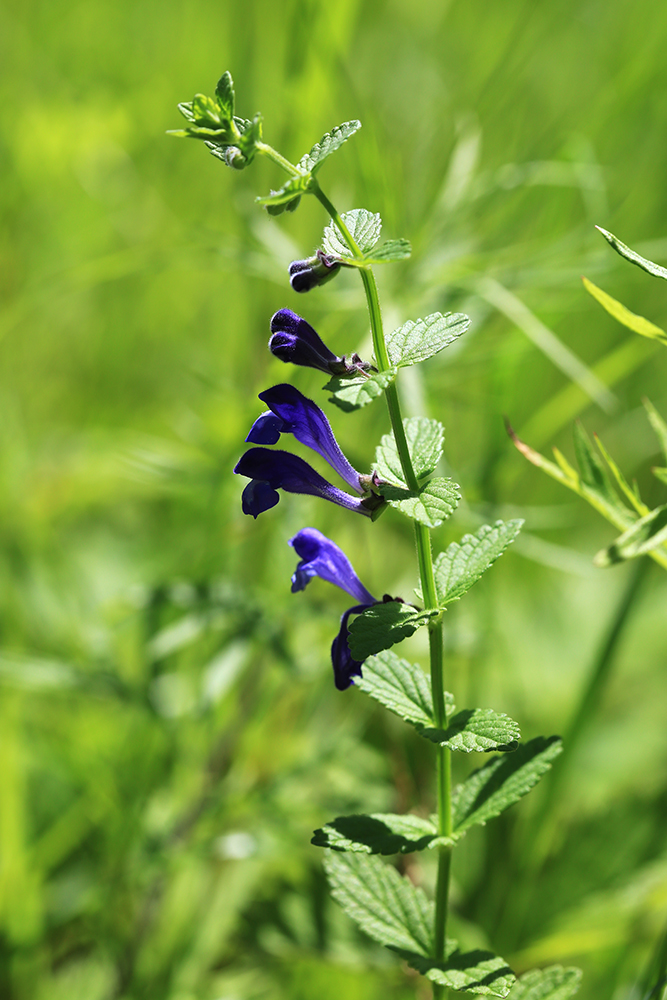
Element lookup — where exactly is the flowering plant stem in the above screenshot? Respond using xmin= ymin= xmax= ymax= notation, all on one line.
xmin=315 ymin=180 xmax=452 ymax=997
xmin=175 ymin=75 xmax=577 ymax=998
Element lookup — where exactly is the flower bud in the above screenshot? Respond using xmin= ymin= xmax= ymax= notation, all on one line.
xmin=288 ymin=250 xmax=341 ymax=293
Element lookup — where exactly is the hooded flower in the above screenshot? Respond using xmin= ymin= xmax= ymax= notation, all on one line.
xmin=236 ymin=385 xmax=386 ymax=518
xmin=234 ymin=449 xmax=377 ymax=519
xmin=289 ymin=527 xmax=377 ymax=689
xmin=269 ymin=309 xmax=371 ymax=377
xmin=245 ymin=384 xmax=362 ymax=493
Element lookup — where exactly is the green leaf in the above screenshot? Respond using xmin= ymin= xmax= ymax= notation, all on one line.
xmin=653 ymin=467 xmax=667 ymax=485
xmin=644 ymin=398 xmax=667 ymax=461
xmin=297 ymin=120 xmax=362 ymax=174
xmin=256 ymin=173 xmax=312 ymax=208
xmin=596 ymin=225 xmax=667 ymax=281
xmin=192 ymin=93 xmax=225 ymax=127
xmin=312 ymin=813 xmax=437 ymax=854
xmin=452 ymin=737 xmax=563 ymax=834
xmin=378 ymin=477 xmax=461 ymax=529
xmin=386 ymin=312 xmax=471 ymax=368
xmin=355 ymin=649 xmax=439 ymax=727
xmin=506 ymin=422 xmax=636 ymax=534
xmin=347 ymin=603 xmax=438 ymax=661
xmin=324 ymin=852 xmax=433 ymax=956
xmin=432 ymin=520 xmax=524 ymax=606
xmin=375 ymin=418 xmax=445 ymax=485
xmin=507 ymin=966 xmax=582 ymax=1000
xmin=572 ymin=422 xmax=629 ymax=520
xmin=215 ymin=71 xmax=235 ymax=120
xmin=582 ymin=277 xmax=667 ymax=346
xmin=592 ymin=434 xmax=647 ymax=514
xmin=418 ymin=709 xmax=520 ymax=754
xmin=324 ymin=368 xmax=398 ymax=412
xmin=323 ymin=208 xmax=383 ymax=258
xmin=404 ymin=948 xmax=516 ymax=998
xmin=594 ymin=504 xmax=667 ymax=566
xmin=363 ymin=239 xmax=412 ymax=263
xmin=236 ymin=112 xmax=262 ymax=160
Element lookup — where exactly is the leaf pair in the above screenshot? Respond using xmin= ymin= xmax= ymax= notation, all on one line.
xmin=322 ymin=207 xmax=412 ymax=264
xmin=348 ymin=520 xmax=523 ymax=659
xmin=326 ymin=312 xmax=470 ymax=413
xmin=313 ymin=734 xmax=562 ymax=855
xmin=256 ymin=121 xmax=362 ymax=214
xmin=323 ymin=852 xmax=577 ymax=997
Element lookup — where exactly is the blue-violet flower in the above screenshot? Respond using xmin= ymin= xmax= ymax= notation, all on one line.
xmin=245 ymin=384 xmax=362 ymax=493
xmin=234 ymin=449 xmax=376 ymax=518
xmin=290 ymin=527 xmax=377 ymax=689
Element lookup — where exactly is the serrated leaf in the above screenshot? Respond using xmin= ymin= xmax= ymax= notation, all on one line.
xmin=507 ymin=965 xmax=582 ymax=1000
xmin=418 ymin=709 xmax=520 ymax=753
xmin=347 ymin=603 xmax=438 ymax=661
xmin=644 ymin=398 xmax=667 ymax=461
xmin=453 ymin=737 xmax=563 ymax=834
xmin=432 ymin=520 xmax=524 ymax=606
xmin=356 ymin=649 xmax=439 ymax=726
xmin=256 ymin=173 xmax=312 ymax=207
xmin=596 ymin=226 xmax=667 ymax=281
xmin=313 ymin=813 xmax=438 ymax=854
xmin=324 ymin=852 xmax=433 ymax=955
xmin=379 ymin=478 xmax=460 ymax=528
xmin=323 ymin=208 xmax=382 ymax=258
xmin=363 ymin=239 xmax=412 ymax=263
xmin=582 ymin=277 xmax=667 ymax=346
xmin=215 ymin=71 xmax=235 ymax=120
xmin=404 ymin=948 xmax=516 ymax=998
xmin=324 ymin=368 xmax=398 ymax=412
xmin=176 ymin=100 xmax=196 ymax=124
xmin=387 ymin=313 xmax=471 ymax=367
xmin=297 ymin=120 xmax=362 ymax=173
xmin=594 ymin=504 xmax=667 ymax=566
xmin=375 ymin=418 xmax=445 ymax=485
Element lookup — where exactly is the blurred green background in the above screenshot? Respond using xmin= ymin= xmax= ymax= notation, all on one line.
xmin=2 ymin=0 xmax=667 ymax=997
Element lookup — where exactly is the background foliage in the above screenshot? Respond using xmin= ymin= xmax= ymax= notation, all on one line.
xmin=2 ymin=0 xmax=667 ymax=997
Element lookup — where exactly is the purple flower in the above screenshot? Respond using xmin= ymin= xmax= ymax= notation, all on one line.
xmin=290 ymin=527 xmax=377 ymax=689
xmin=246 ymin=384 xmax=362 ymax=492
xmin=289 ymin=250 xmax=341 ymax=293
xmin=269 ymin=309 xmax=372 ymax=377
xmin=234 ymin=448 xmax=378 ymax=519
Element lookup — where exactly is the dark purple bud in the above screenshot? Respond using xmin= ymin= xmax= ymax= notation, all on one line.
xmin=289 ymin=250 xmax=341 ymax=293
xmin=254 ymin=384 xmax=362 ymax=492
xmin=234 ymin=448 xmax=375 ymax=518
xmin=269 ymin=309 xmax=345 ymax=375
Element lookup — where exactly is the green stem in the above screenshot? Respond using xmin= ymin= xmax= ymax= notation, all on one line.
xmin=312 ymin=183 xmax=451 ymax=999
xmin=255 ymin=141 xmax=301 ymax=177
